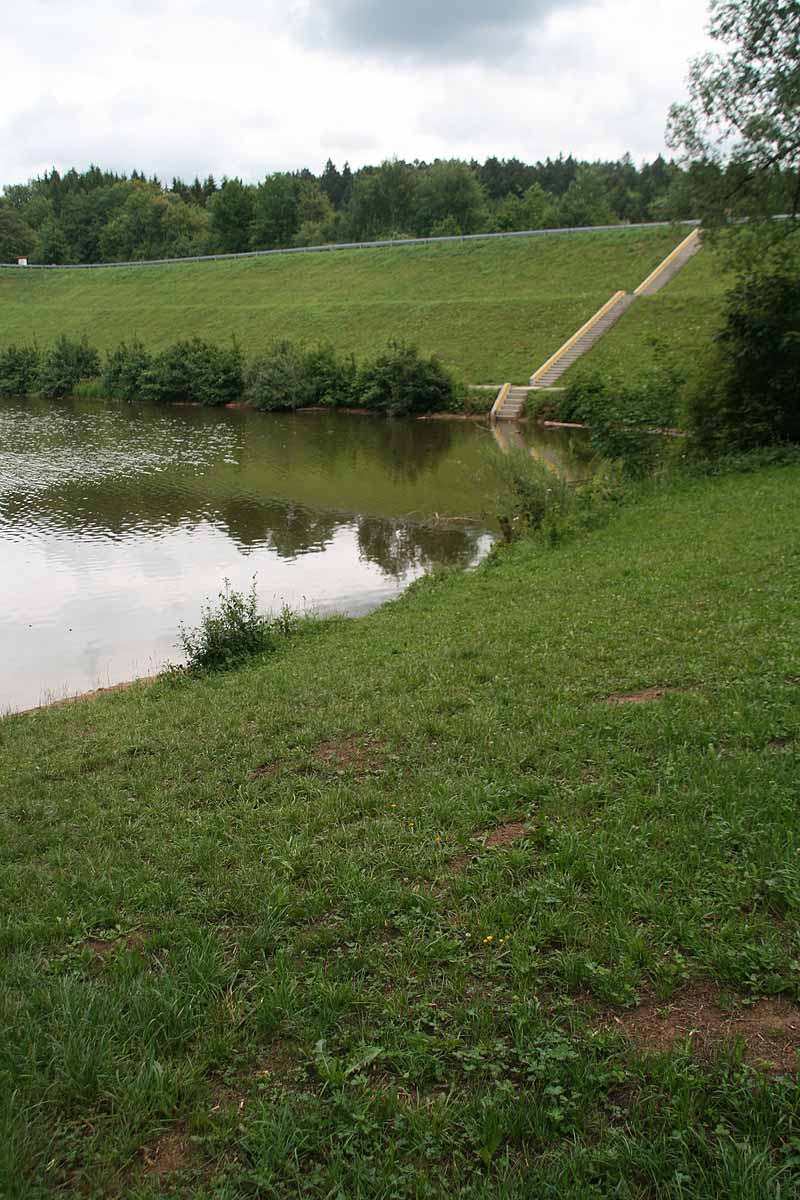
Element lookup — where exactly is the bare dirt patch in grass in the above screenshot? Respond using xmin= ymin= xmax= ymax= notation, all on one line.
xmin=449 ymin=821 xmax=531 ymax=873
xmin=248 ymin=737 xmax=389 ymax=782
xmin=310 ymin=736 xmax=388 ymax=774
xmin=141 ymin=1127 xmax=193 ymax=1176
xmin=483 ymin=821 xmax=529 ymax=848
xmin=251 ymin=1048 xmax=301 ymax=1086
xmin=83 ymin=931 xmax=147 ymax=957
xmin=767 ymin=736 xmax=795 ymax=753
xmin=247 ymin=760 xmax=281 ymax=780
xmin=210 ymin=1046 xmax=303 ymax=1116
xmin=597 ymin=985 xmax=800 ymax=1073
xmin=604 ymin=687 xmax=684 ymax=706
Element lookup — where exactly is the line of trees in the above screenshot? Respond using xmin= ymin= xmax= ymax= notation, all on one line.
xmin=2 ymin=153 xmax=794 ymax=266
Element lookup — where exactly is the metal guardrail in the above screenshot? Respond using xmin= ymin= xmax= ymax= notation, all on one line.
xmin=0 ymin=219 xmax=702 ymax=272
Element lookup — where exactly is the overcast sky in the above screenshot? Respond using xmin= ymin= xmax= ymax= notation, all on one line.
xmin=1 ymin=0 xmax=712 ymax=187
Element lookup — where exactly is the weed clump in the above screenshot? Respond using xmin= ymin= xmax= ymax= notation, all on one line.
xmin=491 ymin=451 xmax=625 ymax=545
xmin=556 ymin=361 xmax=684 ymax=476
xmin=177 ymin=579 xmax=297 ymax=674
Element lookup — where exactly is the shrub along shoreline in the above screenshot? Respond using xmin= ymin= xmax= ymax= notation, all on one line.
xmin=0 ymin=333 xmax=495 ymax=418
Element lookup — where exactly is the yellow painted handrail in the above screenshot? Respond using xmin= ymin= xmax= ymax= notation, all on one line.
xmin=634 ymin=227 xmax=701 ymax=296
xmin=531 ymin=291 xmax=627 ymax=384
xmin=489 ymin=382 xmax=511 ymax=423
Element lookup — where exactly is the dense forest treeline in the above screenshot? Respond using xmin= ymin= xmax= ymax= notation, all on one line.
xmin=1 ymin=154 xmax=794 ymax=265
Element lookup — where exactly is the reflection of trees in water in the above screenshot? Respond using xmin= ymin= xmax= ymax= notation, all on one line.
xmin=4 ymin=400 xmax=486 ymax=577
xmin=2 ymin=466 xmax=482 ymax=578
xmin=366 ymin=420 xmax=457 ymax=485
xmin=239 ymin=412 xmax=461 ymax=487
xmin=221 ymin=497 xmax=338 ymax=558
xmin=356 ymin=514 xmax=481 ymax=578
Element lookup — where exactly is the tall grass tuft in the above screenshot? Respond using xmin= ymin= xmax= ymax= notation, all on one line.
xmin=490 ymin=451 xmax=626 ymax=545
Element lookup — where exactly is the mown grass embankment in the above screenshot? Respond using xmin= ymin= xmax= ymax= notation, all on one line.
xmin=1 ymin=464 xmax=799 ymax=1197
xmin=0 ymin=228 xmax=698 ymax=385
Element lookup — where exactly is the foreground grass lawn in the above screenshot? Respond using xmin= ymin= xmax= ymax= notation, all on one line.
xmin=1 ymin=465 xmax=799 ymax=1197
xmin=0 ymin=228 xmax=690 ymax=384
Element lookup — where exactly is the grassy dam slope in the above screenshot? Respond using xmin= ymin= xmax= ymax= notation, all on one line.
xmin=0 ymin=228 xmax=725 ymax=384
xmin=1 ymin=465 xmax=800 ymax=1195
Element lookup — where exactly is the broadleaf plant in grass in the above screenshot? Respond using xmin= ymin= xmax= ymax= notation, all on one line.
xmin=177 ymin=577 xmax=298 ymax=674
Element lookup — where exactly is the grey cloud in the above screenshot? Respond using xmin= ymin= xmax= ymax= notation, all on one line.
xmin=294 ymin=0 xmax=586 ymax=62
xmin=1 ymin=95 xmax=238 ymax=186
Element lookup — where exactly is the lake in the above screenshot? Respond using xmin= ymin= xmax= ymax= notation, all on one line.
xmin=0 ymin=397 xmax=589 ymax=713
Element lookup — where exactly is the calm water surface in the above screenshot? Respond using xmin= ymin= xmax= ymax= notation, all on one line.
xmin=0 ymin=397 xmax=589 ymax=712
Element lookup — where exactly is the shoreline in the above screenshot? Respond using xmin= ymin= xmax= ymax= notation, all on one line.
xmin=12 ymin=676 xmax=154 ymax=719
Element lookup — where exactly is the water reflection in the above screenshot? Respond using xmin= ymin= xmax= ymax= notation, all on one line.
xmin=0 ymin=397 xmax=588 ymax=712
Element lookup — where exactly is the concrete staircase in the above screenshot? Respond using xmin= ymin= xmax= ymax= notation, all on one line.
xmin=490 ymin=226 xmax=703 ymax=419
xmin=501 ymin=385 xmax=529 ymax=419
xmin=530 ymin=291 xmax=635 ymax=389
xmin=490 ymin=383 xmax=532 ymax=422
xmin=634 ymin=227 xmax=702 ymax=296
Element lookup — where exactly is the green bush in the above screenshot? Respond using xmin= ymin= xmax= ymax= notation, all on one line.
xmin=177 ymin=579 xmax=297 ymax=674
xmin=557 ymin=361 xmax=684 ymax=476
xmin=303 ymin=342 xmax=357 ymax=407
xmin=525 ymin=391 xmax=557 ymax=421
xmin=557 ymin=371 xmax=608 ymax=423
xmin=102 ymin=338 xmax=152 ymax=402
xmin=0 ymin=344 xmax=40 ymax=396
xmin=37 ymin=334 xmax=100 ymax=397
xmin=142 ymin=338 xmax=243 ymax=406
xmin=560 ymin=361 xmax=682 ymax=430
xmin=11 ymin=329 xmax=462 ymax=416
xmin=356 ymin=340 xmax=458 ymax=416
xmin=684 ymin=266 xmax=800 ymax=454
xmin=491 ymin=450 xmax=578 ymax=543
xmin=461 ymin=387 xmax=495 ymax=416
xmin=245 ymin=341 xmax=356 ymax=411
xmin=245 ymin=340 xmax=312 ymax=411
